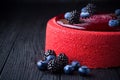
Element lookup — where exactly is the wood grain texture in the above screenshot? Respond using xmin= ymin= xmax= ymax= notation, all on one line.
xmin=0 ymin=3 xmax=120 ymax=80
xmin=0 ymin=19 xmax=21 ymax=73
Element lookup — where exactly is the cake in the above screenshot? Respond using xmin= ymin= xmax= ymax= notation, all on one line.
xmin=45 ymin=4 xmax=120 ymax=68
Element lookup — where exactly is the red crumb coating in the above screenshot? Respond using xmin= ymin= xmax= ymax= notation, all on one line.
xmin=45 ymin=15 xmax=120 ymax=68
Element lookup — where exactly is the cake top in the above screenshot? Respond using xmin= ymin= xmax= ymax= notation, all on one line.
xmin=57 ymin=3 xmax=120 ymax=31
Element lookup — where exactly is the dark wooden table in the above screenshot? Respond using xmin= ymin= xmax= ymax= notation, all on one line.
xmin=0 ymin=2 xmax=120 ymax=80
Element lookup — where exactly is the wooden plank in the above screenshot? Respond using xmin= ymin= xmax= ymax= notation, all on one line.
xmin=60 ymin=68 xmax=120 ymax=80
xmin=85 ymin=69 xmax=120 ymax=80
xmin=116 ymin=68 xmax=120 ymax=78
xmin=0 ymin=20 xmax=21 ymax=73
xmin=0 ymin=15 xmax=59 ymax=80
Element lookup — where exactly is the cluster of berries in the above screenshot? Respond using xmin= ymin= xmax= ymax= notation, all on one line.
xmin=64 ymin=3 xmax=96 ymax=24
xmin=108 ymin=9 xmax=120 ymax=27
xmin=36 ymin=50 xmax=91 ymax=75
xmin=37 ymin=50 xmax=68 ymax=73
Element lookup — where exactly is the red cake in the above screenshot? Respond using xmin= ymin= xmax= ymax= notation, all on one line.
xmin=45 ymin=6 xmax=120 ymax=68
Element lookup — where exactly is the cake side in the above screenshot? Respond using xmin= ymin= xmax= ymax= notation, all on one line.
xmin=45 ymin=16 xmax=120 ymax=68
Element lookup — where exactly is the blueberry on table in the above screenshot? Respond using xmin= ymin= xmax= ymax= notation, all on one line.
xmin=78 ymin=66 xmax=91 ymax=75
xmin=37 ymin=60 xmax=48 ymax=70
xmin=71 ymin=61 xmax=81 ymax=70
xmin=108 ymin=19 xmax=119 ymax=27
xmin=46 ymin=55 xmax=56 ymax=61
xmin=115 ymin=9 xmax=120 ymax=16
xmin=64 ymin=65 xmax=74 ymax=74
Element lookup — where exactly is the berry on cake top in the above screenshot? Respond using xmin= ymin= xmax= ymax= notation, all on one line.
xmin=57 ymin=3 xmax=120 ymax=31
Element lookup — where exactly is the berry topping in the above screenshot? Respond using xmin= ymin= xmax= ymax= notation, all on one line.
xmin=64 ymin=65 xmax=74 ymax=74
xmin=44 ymin=50 xmax=56 ymax=58
xmin=115 ymin=9 xmax=120 ymax=16
xmin=37 ymin=60 xmax=48 ymax=70
xmin=78 ymin=66 xmax=91 ymax=75
xmin=71 ymin=61 xmax=81 ymax=70
xmin=108 ymin=19 xmax=120 ymax=27
xmin=80 ymin=3 xmax=96 ymax=18
xmin=65 ymin=10 xmax=80 ymax=24
xmin=86 ymin=3 xmax=96 ymax=15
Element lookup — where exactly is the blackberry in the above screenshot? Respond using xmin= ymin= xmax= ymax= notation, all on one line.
xmin=47 ymin=59 xmax=61 ymax=73
xmin=86 ymin=3 xmax=96 ymax=15
xmin=44 ymin=50 xmax=56 ymax=58
xmin=47 ymin=53 xmax=69 ymax=73
xmin=68 ymin=10 xmax=80 ymax=24
xmin=57 ymin=53 xmax=69 ymax=67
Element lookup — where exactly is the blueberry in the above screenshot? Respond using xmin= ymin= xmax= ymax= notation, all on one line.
xmin=81 ymin=7 xmax=88 ymax=12
xmin=46 ymin=55 xmax=56 ymax=62
xmin=37 ymin=60 xmax=48 ymax=70
xmin=64 ymin=12 xmax=72 ymax=20
xmin=80 ymin=12 xmax=90 ymax=18
xmin=64 ymin=65 xmax=74 ymax=74
xmin=115 ymin=9 xmax=120 ymax=16
xmin=108 ymin=19 xmax=119 ymax=27
xmin=78 ymin=66 xmax=91 ymax=75
xmin=71 ymin=61 xmax=81 ymax=70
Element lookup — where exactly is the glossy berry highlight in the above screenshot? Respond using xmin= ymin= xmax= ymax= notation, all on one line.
xmin=64 ymin=65 xmax=74 ymax=74
xmin=80 ymin=12 xmax=90 ymax=18
xmin=64 ymin=12 xmax=72 ymax=20
xmin=46 ymin=55 xmax=56 ymax=62
xmin=37 ymin=60 xmax=48 ymax=70
xmin=71 ymin=61 xmax=81 ymax=70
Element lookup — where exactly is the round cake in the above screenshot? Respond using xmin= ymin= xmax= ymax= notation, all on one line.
xmin=45 ymin=4 xmax=120 ymax=68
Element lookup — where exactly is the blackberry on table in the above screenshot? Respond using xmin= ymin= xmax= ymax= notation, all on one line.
xmin=67 ymin=10 xmax=80 ymax=24
xmin=44 ymin=50 xmax=56 ymax=58
xmin=47 ymin=59 xmax=61 ymax=73
xmin=47 ymin=53 xmax=69 ymax=73
xmin=57 ymin=53 xmax=69 ymax=67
